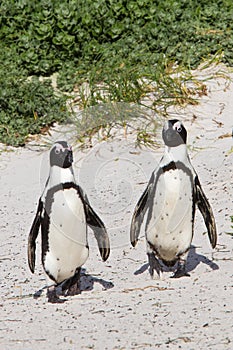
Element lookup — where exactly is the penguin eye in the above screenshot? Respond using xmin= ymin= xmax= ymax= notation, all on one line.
xmin=176 ymin=126 xmax=182 ymax=133
xmin=55 ymin=149 xmax=60 ymax=154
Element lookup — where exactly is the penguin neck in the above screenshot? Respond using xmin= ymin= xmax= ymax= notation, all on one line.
xmin=162 ymin=144 xmax=189 ymax=165
xmin=48 ymin=165 xmax=75 ymax=187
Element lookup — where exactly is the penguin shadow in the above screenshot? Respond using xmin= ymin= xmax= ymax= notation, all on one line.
xmin=185 ymin=245 xmax=219 ymax=274
xmin=134 ymin=245 xmax=219 ymax=277
xmin=79 ymin=268 xmax=114 ymax=293
xmin=33 ymin=268 xmax=114 ymax=301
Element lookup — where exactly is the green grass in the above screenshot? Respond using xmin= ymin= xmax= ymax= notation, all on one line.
xmin=67 ymin=54 xmax=227 ymax=146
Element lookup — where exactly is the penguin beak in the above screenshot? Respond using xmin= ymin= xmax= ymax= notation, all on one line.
xmin=162 ymin=122 xmax=179 ymax=146
xmin=163 ymin=124 xmax=177 ymax=144
xmin=164 ymin=128 xmax=174 ymax=142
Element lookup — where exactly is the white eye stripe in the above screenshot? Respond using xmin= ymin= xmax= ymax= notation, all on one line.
xmin=54 ymin=143 xmax=65 ymax=153
xmin=53 ymin=142 xmax=72 ymax=155
xmin=173 ymin=121 xmax=182 ymax=132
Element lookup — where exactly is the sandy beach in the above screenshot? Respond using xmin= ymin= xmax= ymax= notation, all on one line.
xmin=0 ymin=69 xmax=232 ymax=349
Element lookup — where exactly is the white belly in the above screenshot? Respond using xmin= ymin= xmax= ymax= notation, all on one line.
xmin=44 ymin=188 xmax=88 ymax=283
xmin=146 ymin=169 xmax=193 ymax=262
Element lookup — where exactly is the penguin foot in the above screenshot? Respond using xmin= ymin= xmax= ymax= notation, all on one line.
xmin=171 ymin=270 xmax=190 ymax=278
xmin=47 ymin=287 xmax=66 ymax=303
xmin=147 ymin=253 xmax=161 ymax=279
xmin=171 ymin=263 xmax=190 ymax=279
xmin=65 ymin=284 xmax=81 ymax=296
xmin=62 ymin=269 xmax=81 ymax=296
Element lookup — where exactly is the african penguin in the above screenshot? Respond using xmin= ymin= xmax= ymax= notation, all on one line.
xmin=130 ymin=119 xmax=217 ymax=278
xmin=28 ymin=141 xmax=110 ymax=302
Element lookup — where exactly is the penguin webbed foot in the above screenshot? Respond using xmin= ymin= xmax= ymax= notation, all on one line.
xmin=62 ymin=268 xmax=81 ymax=297
xmin=171 ymin=260 xmax=190 ymax=279
xmin=147 ymin=252 xmax=161 ymax=279
xmin=47 ymin=286 xmax=66 ymax=303
xmin=65 ymin=283 xmax=81 ymax=296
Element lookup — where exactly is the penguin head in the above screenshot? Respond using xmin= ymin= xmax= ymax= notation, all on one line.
xmin=50 ymin=141 xmax=73 ymax=168
xmin=162 ymin=119 xmax=187 ymax=147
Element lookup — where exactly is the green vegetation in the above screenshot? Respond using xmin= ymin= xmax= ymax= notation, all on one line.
xmin=0 ymin=0 xmax=233 ymax=146
xmin=0 ymin=64 xmax=69 ymax=146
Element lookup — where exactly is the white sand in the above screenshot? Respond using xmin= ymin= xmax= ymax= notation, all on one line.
xmin=0 ymin=70 xmax=232 ymax=349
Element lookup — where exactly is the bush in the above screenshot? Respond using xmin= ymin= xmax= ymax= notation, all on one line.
xmin=1 ymin=0 xmax=232 ymax=77
xmin=0 ymin=46 xmax=69 ymax=146
xmin=0 ymin=0 xmax=232 ymax=145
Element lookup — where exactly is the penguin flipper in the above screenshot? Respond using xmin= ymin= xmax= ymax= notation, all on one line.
xmin=86 ymin=204 xmax=110 ymax=261
xmin=28 ymin=199 xmax=43 ymax=273
xmin=78 ymin=187 xmax=110 ymax=261
xmin=130 ymin=172 xmax=155 ymax=247
xmin=195 ymin=176 xmax=217 ymax=248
